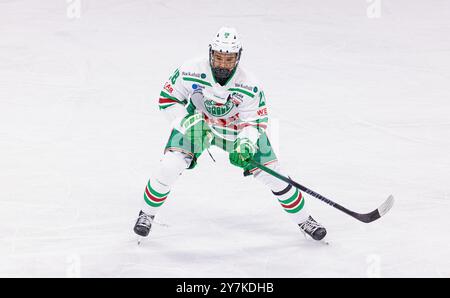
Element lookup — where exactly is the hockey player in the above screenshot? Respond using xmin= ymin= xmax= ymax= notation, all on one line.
xmin=133 ymin=27 xmax=327 ymax=241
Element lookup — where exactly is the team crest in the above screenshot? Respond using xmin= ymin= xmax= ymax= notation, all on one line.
xmin=204 ymin=99 xmax=234 ymax=117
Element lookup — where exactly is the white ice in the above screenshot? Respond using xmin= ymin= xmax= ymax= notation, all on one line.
xmin=1 ymin=0 xmax=449 ymax=277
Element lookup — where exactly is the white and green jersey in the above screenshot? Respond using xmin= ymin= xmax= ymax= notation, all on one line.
xmin=158 ymin=57 xmax=268 ymax=144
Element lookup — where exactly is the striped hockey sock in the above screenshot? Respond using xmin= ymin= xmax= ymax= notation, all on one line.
xmin=143 ymin=179 xmax=170 ymax=215
xmin=140 ymin=150 xmax=191 ymax=216
xmin=272 ymin=183 xmax=308 ymax=224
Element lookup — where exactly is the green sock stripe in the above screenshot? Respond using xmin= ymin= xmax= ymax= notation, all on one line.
xmin=285 ymin=198 xmax=305 ymax=214
xmin=278 ymin=188 xmax=299 ymax=204
xmin=144 ymin=192 xmax=165 ymax=207
xmin=147 ymin=180 xmax=170 ymax=198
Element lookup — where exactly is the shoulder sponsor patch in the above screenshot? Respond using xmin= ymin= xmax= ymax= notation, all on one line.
xmin=164 ymin=82 xmax=174 ymax=94
xmin=182 ymin=71 xmax=202 ymax=78
xmin=257 ymin=107 xmax=268 ymax=117
xmin=234 ymin=82 xmax=254 ymax=92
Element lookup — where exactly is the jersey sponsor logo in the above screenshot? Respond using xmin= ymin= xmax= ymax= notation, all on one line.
xmin=234 ymin=83 xmax=255 ymax=92
xmin=164 ymin=82 xmax=174 ymax=94
xmin=192 ymin=84 xmax=205 ymax=92
xmin=204 ymin=99 xmax=235 ymax=117
xmin=182 ymin=71 xmax=202 ymax=78
xmin=231 ymin=91 xmax=243 ymax=100
xmin=257 ymin=107 xmax=268 ymax=117
xmin=230 ymin=92 xmax=243 ymax=105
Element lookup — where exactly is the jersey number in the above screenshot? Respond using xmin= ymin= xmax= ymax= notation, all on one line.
xmin=170 ymin=69 xmax=180 ymax=85
xmin=258 ymin=91 xmax=266 ymax=107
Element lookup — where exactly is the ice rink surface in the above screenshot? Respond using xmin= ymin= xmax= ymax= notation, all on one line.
xmin=1 ymin=0 xmax=449 ymax=277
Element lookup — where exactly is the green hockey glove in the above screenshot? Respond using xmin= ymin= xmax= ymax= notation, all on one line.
xmin=229 ymin=138 xmax=257 ymax=168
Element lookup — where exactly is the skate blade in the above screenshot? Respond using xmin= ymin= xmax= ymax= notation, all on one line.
xmin=301 ymin=233 xmax=330 ymax=245
xmin=310 ymin=237 xmax=330 ymax=245
xmin=137 ymin=236 xmax=146 ymax=246
xmin=321 ymin=239 xmax=330 ymax=246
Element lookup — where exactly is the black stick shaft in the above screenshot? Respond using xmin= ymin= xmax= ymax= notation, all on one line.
xmin=248 ymin=160 xmax=361 ymax=220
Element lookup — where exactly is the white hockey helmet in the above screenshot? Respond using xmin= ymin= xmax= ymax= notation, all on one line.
xmin=209 ymin=27 xmax=243 ymax=85
xmin=209 ymin=27 xmax=243 ymax=54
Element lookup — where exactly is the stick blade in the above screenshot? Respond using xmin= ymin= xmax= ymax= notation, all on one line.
xmin=378 ymin=195 xmax=395 ymax=217
xmin=355 ymin=195 xmax=395 ymax=223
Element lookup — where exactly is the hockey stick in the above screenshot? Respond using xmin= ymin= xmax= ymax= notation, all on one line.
xmin=244 ymin=160 xmax=394 ymax=223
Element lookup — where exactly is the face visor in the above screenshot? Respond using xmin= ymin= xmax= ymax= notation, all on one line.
xmin=209 ymin=49 xmax=240 ymax=85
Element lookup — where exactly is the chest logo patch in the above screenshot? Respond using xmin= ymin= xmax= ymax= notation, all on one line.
xmin=204 ymin=99 xmax=235 ymax=117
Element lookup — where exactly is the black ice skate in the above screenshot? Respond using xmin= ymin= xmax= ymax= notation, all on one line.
xmin=133 ymin=210 xmax=155 ymax=237
xmin=298 ymin=216 xmax=327 ymax=241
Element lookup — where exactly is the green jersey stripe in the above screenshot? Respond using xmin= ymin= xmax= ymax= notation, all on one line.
xmin=183 ymin=77 xmax=212 ymax=87
xmin=245 ymin=117 xmax=269 ymax=125
xmin=160 ymin=91 xmax=184 ymax=103
xmin=159 ymin=103 xmax=175 ymax=110
xmin=228 ymin=88 xmax=255 ymax=98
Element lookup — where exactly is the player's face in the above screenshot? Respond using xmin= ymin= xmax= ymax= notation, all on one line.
xmin=211 ymin=51 xmax=238 ymax=71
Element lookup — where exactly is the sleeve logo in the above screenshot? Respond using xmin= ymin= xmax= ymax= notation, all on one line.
xmin=257 ymin=107 xmax=268 ymax=117
xmin=164 ymin=82 xmax=174 ymax=94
